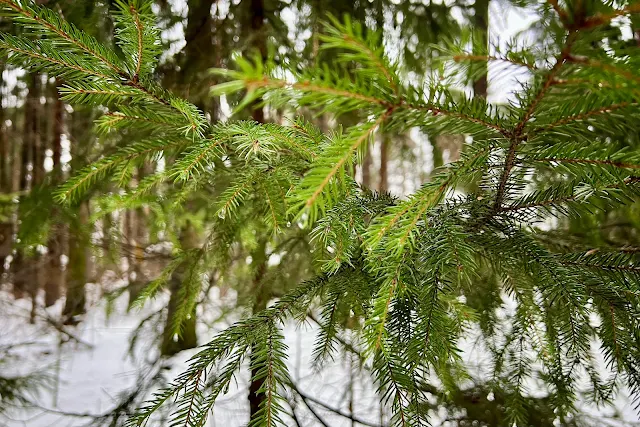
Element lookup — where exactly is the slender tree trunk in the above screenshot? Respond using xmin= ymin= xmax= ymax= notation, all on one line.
xmin=247 ymin=0 xmax=269 ymax=420
xmin=6 ymin=102 xmax=20 ymax=289
xmin=160 ymin=221 xmax=199 ymax=356
xmin=101 ymin=210 xmax=116 ymax=271
xmin=32 ymin=81 xmax=44 ymax=187
xmin=30 ymin=75 xmax=46 ymax=319
xmin=473 ymin=0 xmax=489 ymax=99
xmin=124 ymin=207 xmax=136 ymax=299
xmin=248 ymin=237 xmax=269 ymax=419
xmin=362 ymin=0 xmax=388 ymax=191
xmin=0 ymin=64 xmax=7 ymax=192
xmin=249 ymin=0 xmax=266 ymax=123
xmin=12 ymin=74 xmax=38 ymax=300
xmin=62 ymin=108 xmax=93 ymax=322
xmin=128 ymin=168 xmax=148 ymax=306
xmin=432 ymin=1 xmax=488 ymax=174
xmin=62 ymin=201 xmax=88 ymax=322
xmin=362 ymin=148 xmax=373 ymax=189
xmin=181 ymin=0 xmax=216 ymax=113
xmin=379 ymin=135 xmax=389 ymax=192
xmin=45 ymin=81 xmax=64 ymax=307
xmin=0 ymin=64 xmax=11 ymax=274
xmin=157 ymin=0 xmax=216 ymax=356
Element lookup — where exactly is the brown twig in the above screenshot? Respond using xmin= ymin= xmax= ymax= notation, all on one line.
xmin=130 ymin=4 xmax=144 ymax=82
xmin=492 ymin=32 xmax=577 ymax=212
xmin=581 ymin=3 xmax=640 ymax=29
xmin=287 ymin=379 xmax=385 ymax=427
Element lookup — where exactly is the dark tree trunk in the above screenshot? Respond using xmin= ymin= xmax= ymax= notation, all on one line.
xmin=157 ymin=0 xmax=218 ymax=357
xmin=45 ymin=81 xmax=64 ymax=307
xmin=127 ymin=167 xmax=149 ymax=306
xmin=62 ymin=201 xmax=88 ymax=322
xmin=0 ymin=64 xmax=10 ymax=274
xmin=62 ymin=234 xmax=87 ymax=321
xmin=379 ymin=135 xmax=389 ymax=193
xmin=362 ymin=149 xmax=373 ymax=189
xmin=12 ymin=74 xmax=38 ymax=300
xmin=249 ymin=0 xmax=266 ymax=123
xmin=248 ymin=238 xmax=268 ymax=420
xmin=30 ymin=75 xmax=45 ymax=319
xmin=180 ymin=0 xmax=216 ymax=114
xmin=473 ymin=0 xmax=489 ymax=98
xmin=62 ymin=109 xmax=93 ymax=322
xmin=0 ymin=64 xmax=7 ymax=193
xmin=247 ymin=0 xmax=269 ymax=420
xmin=160 ymin=221 xmax=199 ymax=356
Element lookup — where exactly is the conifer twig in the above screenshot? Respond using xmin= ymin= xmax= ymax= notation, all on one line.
xmin=286 ymin=379 xmax=384 ymax=427
xmin=532 ymin=102 xmax=635 ymax=134
xmin=130 ymin=4 xmax=144 ymax=82
xmin=304 ymin=111 xmax=390 ymax=208
xmin=493 ymin=32 xmax=577 ymax=212
xmin=0 ymin=0 xmax=126 ymax=74
xmin=581 ymin=3 xmax=640 ymax=29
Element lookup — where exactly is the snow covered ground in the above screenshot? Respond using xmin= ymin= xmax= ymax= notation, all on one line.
xmin=1 ymin=281 xmax=639 ymax=427
xmin=0 ymin=283 xmax=389 ymax=427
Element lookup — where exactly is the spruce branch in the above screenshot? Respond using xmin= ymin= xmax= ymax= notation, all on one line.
xmin=492 ymin=32 xmax=577 ymax=213
xmin=0 ymin=35 xmax=115 ymax=80
xmin=567 ymin=55 xmax=640 ymax=85
xmin=0 ymin=0 xmax=126 ymax=74
xmin=293 ymin=111 xmax=390 ymax=219
xmin=56 ymin=138 xmax=185 ymax=203
xmin=322 ymin=16 xmax=399 ymax=94
xmin=244 ymin=76 xmax=389 ymax=106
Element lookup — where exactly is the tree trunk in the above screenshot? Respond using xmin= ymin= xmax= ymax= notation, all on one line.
xmin=0 ymin=64 xmax=10 ymax=274
xmin=249 ymin=0 xmax=266 ymax=123
xmin=473 ymin=0 xmax=489 ymax=99
xmin=160 ymin=221 xmax=199 ymax=356
xmin=248 ymin=238 xmax=269 ymax=420
xmin=62 ymin=201 xmax=88 ymax=322
xmin=0 ymin=64 xmax=7 ymax=192
xmin=180 ymin=0 xmax=216 ymax=113
xmin=156 ymin=0 xmax=218 ymax=357
xmin=127 ymin=170 xmax=148 ymax=306
xmin=61 ymin=103 xmax=97 ymax=320
xmin=247 ymin=0 xmax=269 ymax=420
xmin=362 ymin=148 xmax=373 ymax=189
xmin=11 ymin=74 xmax=37 ymax=300
xmin=379 ymin=135 xmax=389 ymax=193
xmin=434 ymin=134 xmax=465 ymax=164
xmin=44 ymin=81 xmax=64 ymax=307
xmin=30 ymin=75 xmax=45 ymax=319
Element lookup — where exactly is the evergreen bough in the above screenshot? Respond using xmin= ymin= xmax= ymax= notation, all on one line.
xmin=1 ymin=0 xmax=640 ymax=425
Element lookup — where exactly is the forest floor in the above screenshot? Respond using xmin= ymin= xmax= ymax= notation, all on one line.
xmin=1 ymin=280 xmax=638 ymax=427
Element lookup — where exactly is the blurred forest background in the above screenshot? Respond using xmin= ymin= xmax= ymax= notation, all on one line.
xmin=0 ymin=0 xmax=639 ymax=426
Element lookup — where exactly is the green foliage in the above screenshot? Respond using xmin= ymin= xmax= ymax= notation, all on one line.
xmin=3 ymin=0 xmax=640 ymax=425
xmin=113 ymin=0 xmax=161 ymax=79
